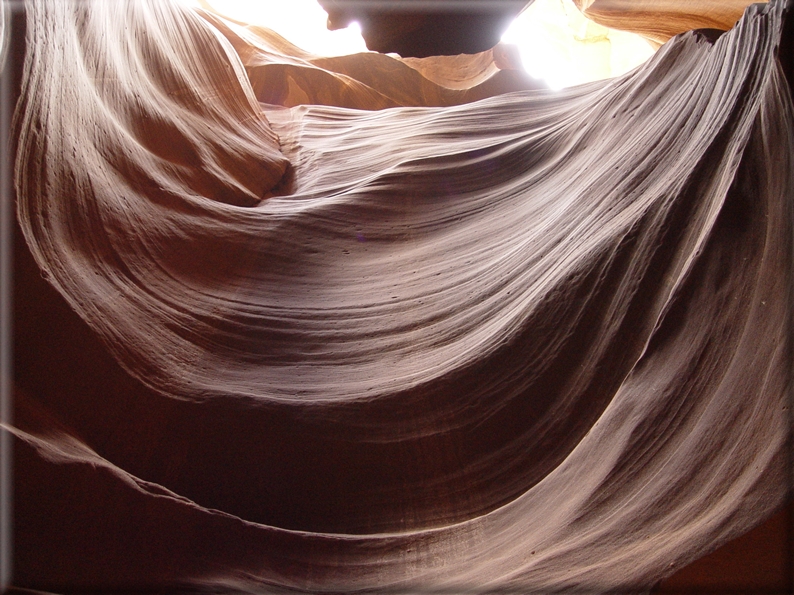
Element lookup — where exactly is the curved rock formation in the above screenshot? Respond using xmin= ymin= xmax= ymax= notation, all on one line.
xmin=196 ymin=8 xmax=546 ymax=109
xmin=0 ymin=0 xmax=8 ymax=75
xmin=574 ymin=0 xmax=768 ymax=45
xmin=8 ymin=0 xmax=793 ymax=592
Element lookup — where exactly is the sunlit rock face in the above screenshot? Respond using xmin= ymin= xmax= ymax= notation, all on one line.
xmin=574 ymin=0 xmax=768 ymax=44
xmin=198 ymin=9 xmax=546 ymax=109
xmin=7 ymin=0 xmax=792 ymax=592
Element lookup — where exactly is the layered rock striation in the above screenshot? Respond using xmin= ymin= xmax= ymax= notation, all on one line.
xmin=7 ymin=0 xmax=793 ymax=592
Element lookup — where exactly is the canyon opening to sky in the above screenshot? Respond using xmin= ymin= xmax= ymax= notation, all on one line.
xmin=186 ymin=0 xmax=656 ymax=88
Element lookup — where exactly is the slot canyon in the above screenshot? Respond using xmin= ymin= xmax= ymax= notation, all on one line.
xmin=1 ymin=0 xmax=792 ymax=592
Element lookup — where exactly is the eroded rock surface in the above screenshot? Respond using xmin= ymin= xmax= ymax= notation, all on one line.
xmin=7 ymin=0 xmax=792 ymax=592
xmin=574 ymin=0 xmax=768 ymax=44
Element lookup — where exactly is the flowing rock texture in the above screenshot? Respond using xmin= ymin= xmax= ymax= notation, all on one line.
xmin=573 ymin=0 xmax=773 ymax=44
xmin=7 ymin=0 xmax=793 ymax=592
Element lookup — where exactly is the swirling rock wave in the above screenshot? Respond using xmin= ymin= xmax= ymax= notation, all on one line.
xmin=8 ymin=0 xmax=792 ymax=592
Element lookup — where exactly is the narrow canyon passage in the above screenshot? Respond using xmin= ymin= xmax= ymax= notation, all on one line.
xmin=3 ymin=0 xmax=792 ymax=592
